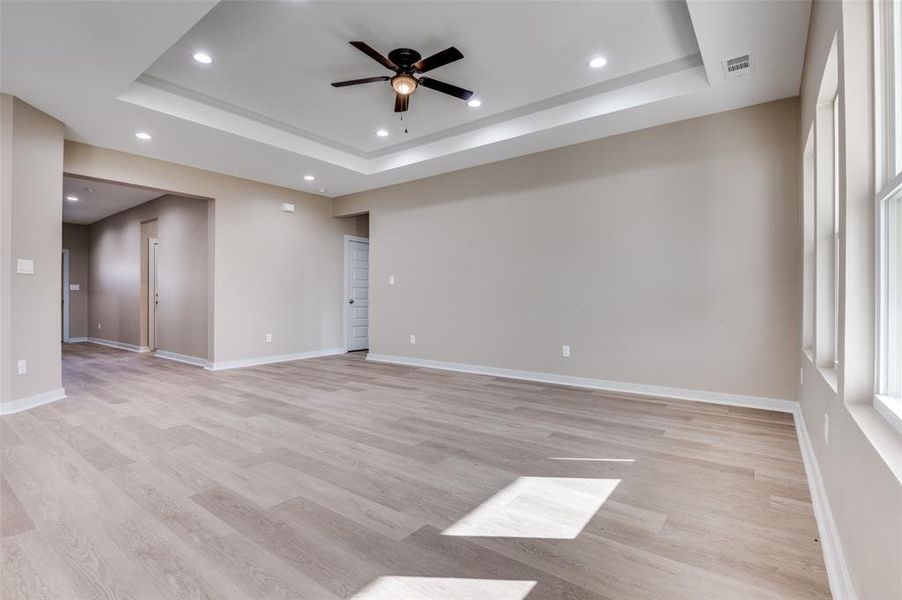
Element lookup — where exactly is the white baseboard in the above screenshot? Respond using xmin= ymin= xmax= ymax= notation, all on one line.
xmin=66 ymin=337 xmax=88 ymax=343
xmin=154 ymin=350 xmax=209 ymax=368
xmin=365 ymin=351 xmax=852 ymax=600
xmin=793 ymin=409 xmax=855 ymax=600
xmin=365 ymin=353 xmax=796 ymax=413
xmin=87 ymin=337 xmax=150 ymax=353
xmin=206 ymin=347 xmax=345 ymax=371
xmin=0 ymin=387 xmax=66 ymax=415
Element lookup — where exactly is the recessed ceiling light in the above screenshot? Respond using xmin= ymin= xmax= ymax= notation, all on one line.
xmin=304 ymin=175 xmax=315 ymax=181
xmin=65 ymin=195 xmax=78 ymax=202
xmin=588 ymin=56 xmax=607 ymax=69
xmin=376 ymin=129 xmax=389 ymax=137
xmin=135 ymin=131 xmax=152 ymax=140
xmin=193 ymin=52 xmax=213 ymax=64
xmin=467 ymin=99 xmax=482 ymax=108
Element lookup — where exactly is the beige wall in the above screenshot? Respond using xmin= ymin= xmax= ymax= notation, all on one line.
xmin=336 ymin=99 xmax=801 ymax=401
xmin=0 ymin=95 xmax=64 ymax=407
xmin=88 ymin=194 xmax=209 ymax=359
xmin=798 ymin=1 xmax=902 ymax=599
xmin=62 ymin=223 xmax=89 ymax=339
xmin=64 ymin=142 xmax=358 ymax=364
xmin=355 ymin=213 xmax=369 ymax=237
xmin=1 ymin=95 xmax=12 ymax=407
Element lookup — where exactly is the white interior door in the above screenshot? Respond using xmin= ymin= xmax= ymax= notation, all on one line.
xmin=347 ymin=239 xmax=369 ymax=351
xmin=148 ymin=238 xmax=159 ymax=350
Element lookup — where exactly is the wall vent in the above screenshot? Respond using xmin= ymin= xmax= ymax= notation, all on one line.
xmin=722 ymin=53 xmax=753 ymax=78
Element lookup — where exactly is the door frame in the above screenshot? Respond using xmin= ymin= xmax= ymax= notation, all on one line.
xmin=343 ymin=234 xmax=370 ymax=352
xmin=148 ymin=237 xmax=159 ymax=351
xmin=61 ymin=249 xmax=70 ymax=342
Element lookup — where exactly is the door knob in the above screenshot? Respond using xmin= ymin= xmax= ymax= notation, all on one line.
xmin=349 ymin=299 xmax=355 ymax=304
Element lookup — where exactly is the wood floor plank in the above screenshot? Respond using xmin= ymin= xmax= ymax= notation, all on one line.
xmin=0 ymin=343 xmax=830 ymax=599
xmin=1 ymin=475 xmax=35 ymax=538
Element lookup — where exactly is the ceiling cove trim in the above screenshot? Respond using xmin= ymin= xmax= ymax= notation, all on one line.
xmin=136 ymin=74 xmax=368 ymax=157
xmin=119 ymin=55 xmax=709 ymax=174
xmin=378 ymin=54 xmax=704 ymax=156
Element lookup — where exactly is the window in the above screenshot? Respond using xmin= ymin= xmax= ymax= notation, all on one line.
xmin=812 ymin=38 xmax=839 ymax=380
xmin=880 ymin=189 xmax=902 ymax=398
xmin=833 ymin=93 xmax=841 ymax=369
xmin=875 ymin=0 xmax=902 ymax=431
xmin=894 ymin=0 xmax=902 ymax=175
xmin=802 ymin=129 xmax=815 ymax=355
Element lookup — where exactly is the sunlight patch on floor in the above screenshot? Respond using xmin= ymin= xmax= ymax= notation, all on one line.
xmin=352 ymin=576 xmax=537 ymax=599
xmin=443 ymin=476 xmax=620 ymax=539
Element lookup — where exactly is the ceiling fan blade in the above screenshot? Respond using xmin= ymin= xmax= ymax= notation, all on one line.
xmin=331 ymin=76 xmax=390 ymax=87
xmin=419 ymin=77 xmax=474 ymax=101
xmin=413 ymin=46 xmax=464 ymax=73
xmin=349 ymin=41 xmax=397 ymax=71
xmin=394 ymin=92 xmax=409 ymax=113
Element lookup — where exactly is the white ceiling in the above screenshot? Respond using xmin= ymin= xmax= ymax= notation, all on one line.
xmin=143 ymin=1 xmax=700 ymax=154
xmin=63 ymin=175 xmax=164 ymax=225
xmin=0 ymin=1 xmax=810 ymax=198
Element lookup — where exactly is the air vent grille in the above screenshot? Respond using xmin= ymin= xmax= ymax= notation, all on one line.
xmin=722 ymin=53 xmax=752 ymax=78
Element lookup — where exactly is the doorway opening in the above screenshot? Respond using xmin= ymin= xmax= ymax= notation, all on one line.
xmin=145 ymin=231 xmax=159 ymax=351
xmin=60 ymin=174 xmax=212 ymax=370
xmin=341 ymin=213 xmax=370 ymax=352
xmin=345 ymin=235 xmax=370 ymax=352
xmin=61 ymin=249 xmax=69 ymax=342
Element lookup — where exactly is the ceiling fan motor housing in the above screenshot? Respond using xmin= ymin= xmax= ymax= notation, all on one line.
xmin=388 ymin=48 xmax=422 ymax=70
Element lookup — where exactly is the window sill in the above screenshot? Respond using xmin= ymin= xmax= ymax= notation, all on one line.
xmin=817 ymin=366 xmax=838 ymax=392
xmin=874 ymin=395 xmax=902 ymax=436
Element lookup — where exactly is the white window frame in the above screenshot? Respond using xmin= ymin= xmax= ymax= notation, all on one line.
xmin=803 ymin=128 xmax=816 ymax=357
xmin=833 ymin=93 xmax=841 ymax=370
xmin=813 ymin=37 xmax=839 ymax=385
xmin=874 ymin=0 xmax=902 ymax=433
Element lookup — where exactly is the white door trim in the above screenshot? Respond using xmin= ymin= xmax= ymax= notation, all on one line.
xmin=61 ymin=249 xmax=70 ymax=342
xmin=148 ymin=237 xmax=159 ymax=351
xmin=343 ymin=234 xmax=369 ymax=352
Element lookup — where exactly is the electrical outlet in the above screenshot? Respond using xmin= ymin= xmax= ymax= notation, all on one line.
xmin=562 ymin=345 xmax=571 ymax=358
xmin=97 ymin=322 xmax=102 ymax=330
xmin=824 ymin=414 xmax=830 ymax=445
xmin=409 ymin=334 xmax=416 ymax=344
xmin=389 ymin=276 xmax=395 ymax=286
xmin=17 ymin=359 xmax=26 ymax=375
xmin=265 ymin=333 xmax=272 ymax=343
xmin=800 ymin=368 xmax=804 ymax=385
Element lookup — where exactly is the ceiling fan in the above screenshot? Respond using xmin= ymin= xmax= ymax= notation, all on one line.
xmin=331 ymin=41 xmax=475 ymax=113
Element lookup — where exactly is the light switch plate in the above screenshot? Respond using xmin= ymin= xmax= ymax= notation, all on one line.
xmin=70 ymin=283 xmax=80 ymax=291
xmin=409 ymin=334 xmax=416 ymax=344
xmin=16 ymin=259 xmax=34 ymax=274
xmin=265 ymin=333 xmax=272 ymax=343
xmin=281 ymin=202 xmax=295 ymax=213
xmin=17 ymin=359 xmax=26 ymax=375
xmin=389 ymin=276 xmax=395 ymax=286
xmin=562 ymin=345 xmax=571 ymax=358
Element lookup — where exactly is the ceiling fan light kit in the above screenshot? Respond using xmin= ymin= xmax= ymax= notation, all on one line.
xmin=391 ymin=74 xmax=417 ymax=95
xmin=331 ymin=41 xmax=475 ymax=113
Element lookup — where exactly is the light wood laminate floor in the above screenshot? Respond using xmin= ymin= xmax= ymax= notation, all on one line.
xmin=1 ymin=343 xmax=829 ymax=599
